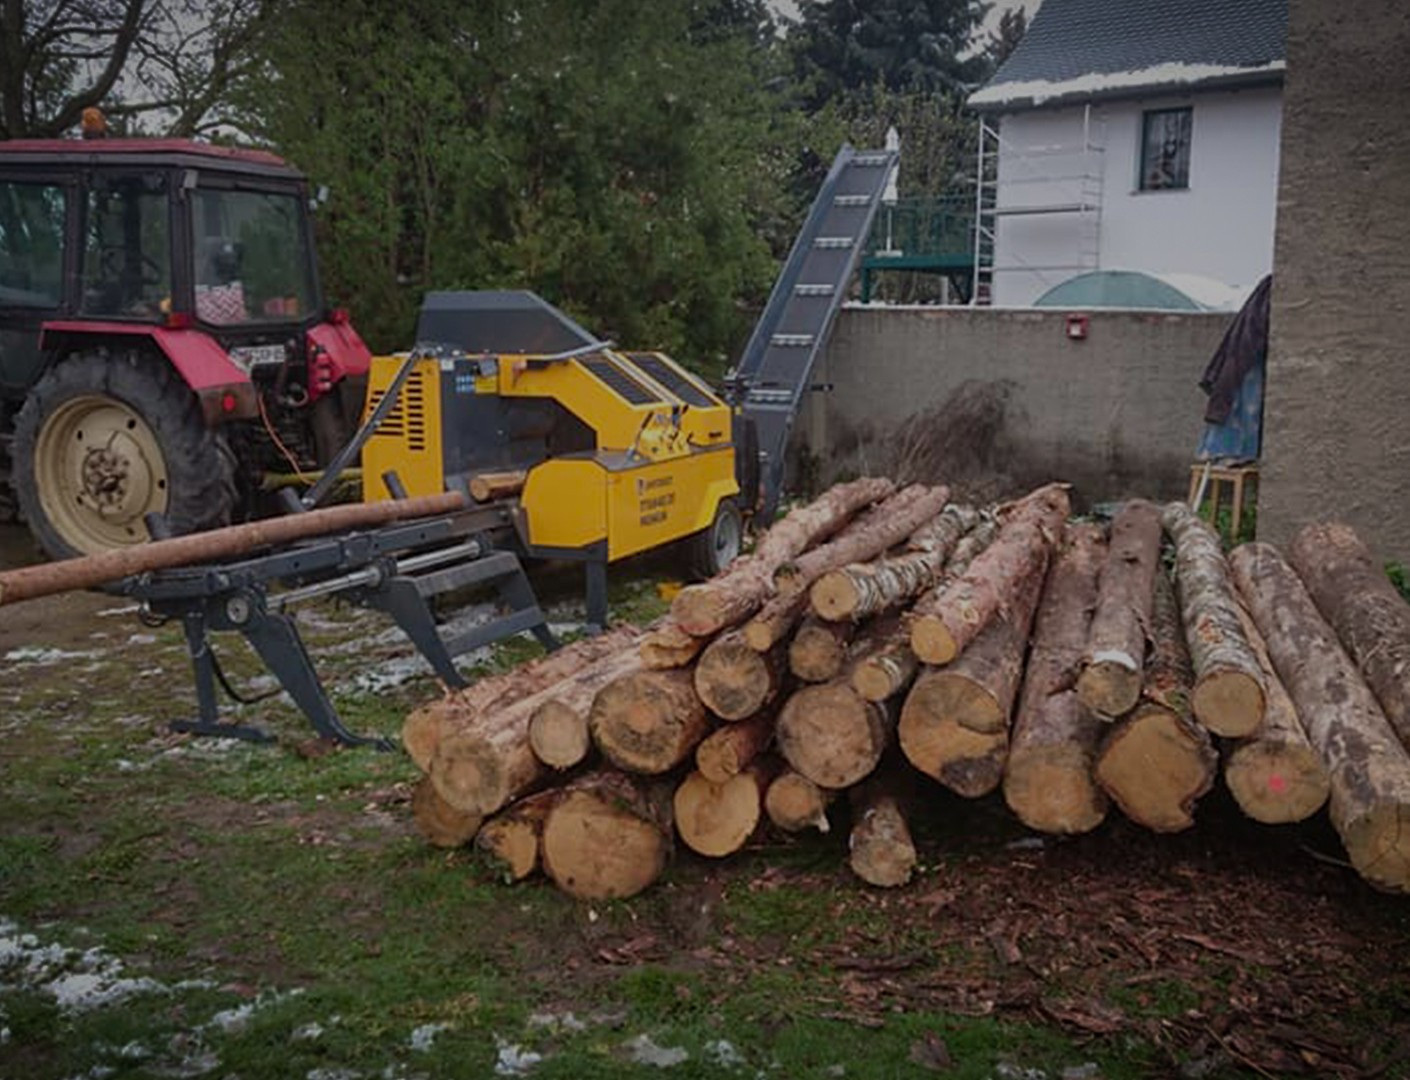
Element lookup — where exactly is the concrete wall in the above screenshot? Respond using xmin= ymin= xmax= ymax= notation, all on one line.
xmin=1258 ymin=0 xmax=1410 ymax=563
xmin=803 ymin=305 xmax=1231 ymax=505
xmin=993 ymin=86 xmax=1282 ymax=306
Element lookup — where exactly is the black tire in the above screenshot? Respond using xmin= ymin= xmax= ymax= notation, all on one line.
xmin=685 ymin=497 xmax=743 ymax=580
xmin=13 ymin=349 xmax=235 ymax=559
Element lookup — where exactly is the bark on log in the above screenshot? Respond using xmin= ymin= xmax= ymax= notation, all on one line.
xmin=1094 ymin=572 xmax=1216 ymax=832
xmin=1162 ymin=502 xmax=1266 ymax=736
xmin=776 ymin=681 xmax=894 ymax=789
xmin=810 ymin=502 xmax=978 ymax=622
xmin=908 ymin=487 xmax=1067 ymax=665
xmin=411 ymin=777 xmax=483 ymax=848
xmin=590 ymin=668 xmax=714 ymax=773
xmin=673 ymin=758 xmax=778 ymax=858
xmin=694 ymin=631 xmax=786 ymax=720
xmin=1003 ymin=523 xmax=1110 ymax=835
xmin=1231 ymin=542 xmax=1410 ymax=892
xmin=850 ymin=632 xmax=919 ymax=703
xmin=1224 ymin=605 xmax=1330 ymax=824
xmin=475 ymin=790 xmax=557 ymax=882
xmin=639 ymin=619 xmax=710 ymax=669
xmin=773 ymin=484 xmax=951 ymax=596
xmin=1290 ymin=521 xmax=1410 ymax=751
xmin=997 ymin=482 xmax=1073 ymax=529
xmin=848 ymin=779 xmax=917 ymax=888
xmin=742 ymin=590 xmax=811 ymax=652
xmin=0 ymin=490 xmax=469 ymax=606
xmin=469 ymin=469 xmax=527 ymax=502
xmin=696 ymin=706 xmax=776 ymax=785
xmin=789 ymin=616 xmax=853 ymax=682
xmin=1078 ymin=499 xmax=1163 ymax=717
xmin=671 ymin=477 xmax=895 ymax=635
xmin=764 ymin=770 xmax=835 ymax=833
xmin=540 ymin=772 xmax=674 ymax=900
xmin=402 ymin=628 xmax=637 ymax=772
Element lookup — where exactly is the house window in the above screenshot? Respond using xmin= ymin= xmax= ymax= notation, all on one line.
xmin=1140 ymin=107 xmax=1192 ymax=191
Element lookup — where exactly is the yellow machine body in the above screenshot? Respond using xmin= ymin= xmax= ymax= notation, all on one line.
xmin=361 ymin=342 xmax=738 ymax=562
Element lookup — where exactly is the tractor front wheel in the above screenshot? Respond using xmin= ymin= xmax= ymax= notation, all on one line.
xmin=13 ymin=350 xmax=235 ymax=559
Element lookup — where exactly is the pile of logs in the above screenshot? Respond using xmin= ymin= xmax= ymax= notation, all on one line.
xmin=401 ymin=478 xmax=1410 ymax=899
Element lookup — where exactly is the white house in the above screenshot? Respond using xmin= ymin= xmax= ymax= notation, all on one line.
xmin=968 ymin=0 xmax=1287 ymax=308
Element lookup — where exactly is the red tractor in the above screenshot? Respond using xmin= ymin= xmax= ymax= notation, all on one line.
xmin=0 ymin=137 xmax=369 ymax=558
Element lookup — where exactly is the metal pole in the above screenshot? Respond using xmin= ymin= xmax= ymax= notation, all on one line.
xmin=971 ymin=117 xmax=987 ymax=306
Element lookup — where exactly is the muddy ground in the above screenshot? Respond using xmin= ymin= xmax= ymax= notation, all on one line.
xmin=1 ymin=522 xmax=1408 ymax=1080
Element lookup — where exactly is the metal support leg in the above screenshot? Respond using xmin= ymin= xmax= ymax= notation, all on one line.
xmin=376 ymin=577 xmax=468 ymax=688
xmin=495 ymin=568 xmax=559 ymax=652
xmin=169 ymin=611 xmax=277 ymax=743
xmin=241 ymin=611 xmax=395 ymax=750
xmin=585 ymin=560 xmax=608 ymax=633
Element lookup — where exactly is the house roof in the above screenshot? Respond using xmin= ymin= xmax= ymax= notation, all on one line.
xmin=969 ymin=0 xmax=1287 ymax=111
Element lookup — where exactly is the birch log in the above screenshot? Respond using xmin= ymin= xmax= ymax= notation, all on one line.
xmin=1162 ymin=501 xmax=1266 ymax=736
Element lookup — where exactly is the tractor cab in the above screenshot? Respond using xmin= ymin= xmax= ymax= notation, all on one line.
xmin=0 ymin=138 xmax=370 ymax=558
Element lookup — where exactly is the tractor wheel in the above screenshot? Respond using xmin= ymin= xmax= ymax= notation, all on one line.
xmin=13 ymin=350 xmax=235 ymax=559
xmin=686 ymin=497 xmax=743 ymax=580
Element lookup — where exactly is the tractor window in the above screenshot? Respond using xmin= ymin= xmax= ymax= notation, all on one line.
xmin=0 ymin=181 xmax=67 ymax=309
xmin=192 ymin=189 xmax=313 ymax=325
xmin=80 ymin=174 xmax=171 ymax=318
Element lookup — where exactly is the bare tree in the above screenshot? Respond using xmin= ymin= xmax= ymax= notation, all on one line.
xmin=0 ymin=0 xmax=272 ymax=139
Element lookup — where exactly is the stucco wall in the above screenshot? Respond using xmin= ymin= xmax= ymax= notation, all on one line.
xmin=1258 ymin=0 xmax=1410 ymax=563
xmin=802 ymin=305 xmax=1230 ymax=505
xmin=993 ymin=86 xmax=1282 ymax=306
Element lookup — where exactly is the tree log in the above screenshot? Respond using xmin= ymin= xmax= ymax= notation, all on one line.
xmin=411 ymin=777 xmax=482 ymax=848
xmin=639 ymin=619 xmax=709 ymax=669
xmin=475 ymin=790 xmax=558 ymax=882
xmin=540 ymin=772 xmax=674 ymax=900
xmin=590 ymin=668 xmax=714 ymax=773
xmin=774 ymin=484 xmax=950 ymax=595
xmin=1231 ymin=542 xmax=1410 ymax=892
xmin=1162 ymin=502 xmax=1266 ymax=736
xmin=696 ymin=706 xmax=776 ymax=785
xmin=908 ymin=487 xmax=1067 ymax=665
xmin=810 ymin=502 xmax=978 ymax=622
xmin=776 ymin=681 xmax=894 ymax=789
xmin=764 ymin=770 xmax=835 ymax=833
xmin=671 ymin=477 xmax=895 ymax=635
xmin=848 ymin=779 xmax=916 ymax=888
xmin=1094 ymin=572 xmax=1216 ymax=832
xmin=1290 ymin=521 xmax=1410 ymax=751
xmin=694 ymin=631 xmax=786 ymax=720
xmin=1078 ymin=499 xmax=1163 ymax=718
xmin=673 ymin=758 xmax=778 ymax=858
xmin=1224 ymin=606 xmax=1330 ymax=824
xmin=402 ymin=628 xmax=637 ymax=771
xmin=528 ymin=651 xmax=644 ymax=770
xmin=742 ymin=590 xmax=811 ymax=652
xmin=469 ymin=469 xmax=527 ymax=502
xmin=850 ymin=632 xmax=919 ymax=703
xmin=789 ymin=616 xmax=853 ymax=682
xmin=1003 ymin=522 xmax=1110 ymax=835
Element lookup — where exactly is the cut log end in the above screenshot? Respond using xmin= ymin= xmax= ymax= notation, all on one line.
xmin=919 ymin=670 xmax=1004 ymax=735
xmin=1077 ymin=657 xmax=1143 ymax=718
xmin=810 ymin=572 xmax=862 ymax=621
xmin=1224 ymin=742 xmax=1331 ymax=825
xmin=898 ymin=711 xmax=1007 ymax=797
xmin=1192 ymin=671 xmax=1267 ymax=738
xmin=476 ymin=818 xmax=541 ymax=882
xmin=540 ymin=788 xmax=670 ymax=900
xmin=776 ymin=683 xmax=889 ymax=790
xmin=529 ymin=702 xmax=591 ymax=770
xmin=401 ymin=708 xmax=444 ymax=774
xmin=764 ymin=771 xmax=833 ymax=833
xmin=695 ymin=637 xmax=776 ymax=721
xmin=412 ymin=778 xmax=483 ymax=848
xmin=1342 ymin=802 xmax=1410 ymax=894
xmin=848 ymin=795 xmax=917 ymax=888
xmin=674 ymin=770 xmax=765 ymax=858
xmin=429 ymin=735 xmax=506 ymax=817
xmin=1003 ymin=748 xmax=1109 ymax=835
xmin=671 ymin=586 xmax=732 ymax=638
xmin=910 ymin=616 xmax=958 ymax=666
xmin=1095 ymin=705 xmax=1215 ymax=832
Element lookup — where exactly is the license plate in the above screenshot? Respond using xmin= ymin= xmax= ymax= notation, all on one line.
xmin=229 ymin=344 xmax=286 ymax=370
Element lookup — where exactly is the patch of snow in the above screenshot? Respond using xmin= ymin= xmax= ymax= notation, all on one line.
xmin=292 ymin=1021 xmax=326 ymax=1042
xmin=307 ymin=1070 xmax=362 ymax=1080
xmin=623 ymin=1034 xmax=689 ymax=1068
xmin=409 ymin=1021 xmax=453 ymax=1052
xmin=207 ymin=1003 xmax=256 ymax=1035
xmin=0 ymin=920 xmax=168 ymax=1015
xmin=969 ymin=60 xmax=1286 ymax=107
xmin=127 ymin=633 xmax=158 ymax=646
xmin=97 ymin=604 xmax=141 ymax=618
xmin=494 ymin=1037 xmax=543 ymax=1076
xmin=1061 ymin=1066 xmax=1102 ymax=1080
xmin=527 ymin=1011 xmax=586 ymax=1034
xmin=994 ymin=1065 xmax=1050 ymax=1080
xmin=3 ymin=645 xmax=100 ymax=665
xmin=705 ymin=1039 xmax=745 ymax=1068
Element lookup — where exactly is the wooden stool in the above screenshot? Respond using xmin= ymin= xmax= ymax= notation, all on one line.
xmin=1188 ymin=462 xmax=1259 ymax=540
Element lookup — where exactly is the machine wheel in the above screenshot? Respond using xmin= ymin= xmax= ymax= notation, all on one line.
xmin=13 ymin=350 xmax=235 ymax=559
xmin=686 ymin=497 xmax=743 ymax=580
